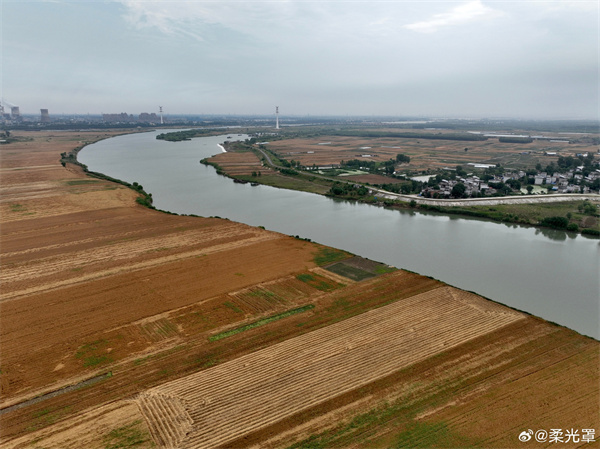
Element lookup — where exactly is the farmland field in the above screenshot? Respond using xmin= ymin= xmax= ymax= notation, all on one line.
xmin=266 ymin=131 xmax=598 ymax=172
xmin=1 ymin=131 xmax=598 ymax=449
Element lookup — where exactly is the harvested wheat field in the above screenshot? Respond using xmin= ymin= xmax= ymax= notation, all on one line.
xmin=1 ymin=131 xmax=598 ymax=449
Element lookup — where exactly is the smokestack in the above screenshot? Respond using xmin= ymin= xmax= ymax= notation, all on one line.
xmin=275 ymin=106 xmax=279 ymax=130
xmin=159 ymin=106 xmax=164 ymax=125
xmin=40 ymin=109 xmax=50 ymax=123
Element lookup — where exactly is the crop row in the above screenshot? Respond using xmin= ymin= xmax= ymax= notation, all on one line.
xmin=141 ymin=287 xmax=523 ymax=448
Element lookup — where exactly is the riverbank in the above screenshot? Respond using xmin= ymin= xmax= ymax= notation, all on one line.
xmin=207 ymin=144 xmax=600 ymax=236
xmin=2 ymin=130 xmax=596 ymax=448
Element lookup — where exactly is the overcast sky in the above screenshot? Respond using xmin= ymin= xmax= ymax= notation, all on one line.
xmin=2 ymin=0 xmax=598 ymax=119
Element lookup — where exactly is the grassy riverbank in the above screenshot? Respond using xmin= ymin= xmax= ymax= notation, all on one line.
xmin=203 ymin=148 xmax=600 ymax=236
xmin=388 ymin=199 xmax=600 ymax=235
xmin=195 ymin=135 xmax=600 ymax=236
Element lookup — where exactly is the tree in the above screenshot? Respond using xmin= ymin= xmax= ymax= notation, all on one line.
xmin=357 ymin=186 xmax=369 ymax=196
xmin=331 ymin=184 xmax=344 ymax=195
xmin=526 ymin=185 xmax=534 ymax=194
xmin=455 ymin=165 xmax=467 ymax=177
xmin=396 ymin=154 xmax=410 ymax=163
xmin=451 ymin=182 xmax=466 ymax=198
xmin=506 ymin=179 xmax=521 ymax=191
xmin=383 ymin=159 xmax=396 ymax=175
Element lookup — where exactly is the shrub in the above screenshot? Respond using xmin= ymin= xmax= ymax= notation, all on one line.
xmin=581 ymin=228 xmax=600 ymax=236
xmin=540 ymin=216 xmax=568 ymax=229
xmin=566 ymin=223 xmax=579 ymax=232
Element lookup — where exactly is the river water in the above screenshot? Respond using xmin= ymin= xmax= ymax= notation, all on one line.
xmin=79 ymin=131 xmax=600 ymax=339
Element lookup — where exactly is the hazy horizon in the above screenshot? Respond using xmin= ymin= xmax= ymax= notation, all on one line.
xmin=3 ymin=1 xmax=598 ymax=120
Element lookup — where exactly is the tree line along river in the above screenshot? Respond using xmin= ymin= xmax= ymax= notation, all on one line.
xmin=79 ymin=131 xmax=600 ymax=339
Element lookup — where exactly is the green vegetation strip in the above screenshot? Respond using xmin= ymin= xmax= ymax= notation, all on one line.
xmin=0 ymin=372 xmax=112 ymax=416
xmin=209 ymin=305 xmax=315 ymax=341
xmin=156 ymin=128 xmax=217 ymax=141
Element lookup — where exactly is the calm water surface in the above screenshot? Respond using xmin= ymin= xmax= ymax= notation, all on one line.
xmin=79 ymin=131 xmax=600 ymax=339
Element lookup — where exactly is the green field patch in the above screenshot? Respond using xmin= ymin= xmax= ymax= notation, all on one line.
xmin=296 ymin=273 xmax=315 ymax=283
xmin=325 ymin=263 xmax=375 ymax=281
xmin=313 ymin=247 xmax=352 ymax=266
xmin=287 ymin=401 xmax=474 ymax=449
xmin=246 ymin=288 xmax=281 ymax=303
xmin=209 ymin=304 xmax=315 ymax=342
xmin=9 ymin=203 xmax=26 ymax=212
xmin=296 ymin=272 xmax=339 ymax=292
xmin=392 ymin=420 xmax=473 ymax=448
xmin=187 ymin=353 xmax=220 ymax=369
xmin=27 ymin=406 xmax=72 ymax=432
xmin=75 ymin=339 xmax=113 ymax=367
xmin=374 ymin=265 xmax=397 ymax=275
xmin=224 ymin=301 xmax=244 ymax=314
xmin=103 ymin=419 xmax=155 ymax=449
xmin=65 ymin=179 xmax=100 ymax=186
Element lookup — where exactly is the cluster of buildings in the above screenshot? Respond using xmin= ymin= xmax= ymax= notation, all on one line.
xmin=534 ymin=168 xmax=600 ymax=194
xmin=421 ymin=166 xmax=600 ymax=198
xmin=422 ymin=175 xmax=501 ymax=197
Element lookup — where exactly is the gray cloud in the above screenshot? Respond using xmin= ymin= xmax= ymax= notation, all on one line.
xmin=2 ymin=1 xmax=597 ymax=118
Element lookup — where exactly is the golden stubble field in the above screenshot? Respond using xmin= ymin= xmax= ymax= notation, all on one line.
xmin=0 ymin=131 xmax=598 ymax=449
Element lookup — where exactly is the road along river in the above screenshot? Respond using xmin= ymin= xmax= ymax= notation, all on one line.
xmin=79 ymin=131 xmax=599 ymax=339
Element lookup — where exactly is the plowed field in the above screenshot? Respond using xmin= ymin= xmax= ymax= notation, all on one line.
xmin=1 ymin=131 xmax=598 ymax=449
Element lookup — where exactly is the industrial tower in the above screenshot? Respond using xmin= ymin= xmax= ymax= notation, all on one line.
xmin=275 ymin=106 xmax=279 ymax=130
xmin=159 ymin=106 xmax=164 ymax=125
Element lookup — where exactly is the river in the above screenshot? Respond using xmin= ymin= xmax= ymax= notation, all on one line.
xmin=79 ymin=130 xmax=600 ymax=339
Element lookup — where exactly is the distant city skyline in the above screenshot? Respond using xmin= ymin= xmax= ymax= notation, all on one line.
xmin=3 ymin=1 xmax=598 ymax=119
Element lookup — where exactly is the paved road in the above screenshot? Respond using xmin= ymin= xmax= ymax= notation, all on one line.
xmin=370 ymin=190 xmax=600 ymax=206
